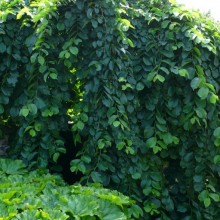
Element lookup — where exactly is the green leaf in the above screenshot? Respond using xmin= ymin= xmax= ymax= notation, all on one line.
xmin=127 ymin=38 xmax=134 ymax=47
xmin=28 ymin=103 xmax=38 ymax=115
xmin=214 ymin=139 xmax=220 ymax=147
xmin=38 ymin=55 xmax=45 ymax=65
xmin=132 ymin=172 xmax=141 ymax=180
xmin=53 ymin=152 xmax=60 ymax=163
xmin=20 ymin=108 xmax=29 ymax=117
xmin=195 ymin=107 xmax=207 ymax=119
xmin=87 ymin=8 xmax=93 ymax=18
xmin=214 ymin=127 xmax=220 ymax=138
xmin=160 ymin=67 xmax=169 ymax=75
xmin=190 ymin=77 xmax=201 ymax=90
xmin=49 ymin=73 xmax=58 ymax=80
xmin=116 ymin=142 xmax=125 ymax=150
xmin=195 ymin=65 xmax=205 ymax=78
xmin=143 ymin=187 xmax=152 ymax=196
xmin=57 ymin=23 xmax=65 ymax=31
xmin=150 ymin=172 xmax=162 ymax=181
xmin=91 ymin=20 xmax=98 ymax=28
xmin=204 ymin=198 xmax=211 ymax=208
xmin=65 ymin=51 xmax=70 ymax=58
xmin=51 ymin=106 xmax=59 ymax=115
xmin=153 ymin=74 xmax=165 ymax=83
xmin=178 ymin=69 xmax=189 ymax=78
xmin=136 ymin=82 xmax=144 ymax=91
xmin=59 ymin=50 xmax=66 ymax=58
xmin=209 ymin=93 xmax=218 ymax=104
xmin=213 ymin=155 xmax=220 ymax=164
xmin=198 ymin=190 xmax=209 ymax=201
xmin=127 ymin=105 xmax=134 ymax=113
xmin=161 ymin=20 xmax=170 ymax=28
xmin=77 ymin=121 xmax=84 ymax=130
xmin=0 ymin=95 xmax=9 ymax=104
xmin=0 ymin=43 xmax=6 ymax=53
xmin=0 ymin=159 xmax=26 ymax=174
xmin=209 ymin=193 xmax=220 ymax=202
xmin=81 ymin=113 xmax=89 ymax=122
xmin=193 ymin=175 xmax=203 ymax=182
xmin=91 ymin=171 xmax=102 ymax=183
xmin=177 ymin=205 xmax=187 ymax=213
xmin=146 ymin=137 xmax=157 ymax=148
xmin=108 ymin=115 xmax=118 ymax=124
xmin=102 ymin=99 xmax=111 ymax=107
xmin=30 ymin=53 xmax=38 ymax=63
xmin=34 ymin=122 xmax=42 ymax=131
xmin=113 ymin=121 xmax=120 ymax=127
xmin=7 ymin=73 xmax=18 ymax=86
xmin=29 ymin=129 xmax=36 ymax=137
xmin=160 ymin=50 xmax=174 ymax=58
xmin=197 ymin=87 xmax=209 ymax=99
xmin=98 ymin=140 xmax=105 ymax=149
xmin=147 ymin=71 xmax=157 ymax=81
xmin=126 ymin=146 xmax=135 ymax=155
xmin=81 ymin=155 xmax=91 ymax=163
xmin=162 ymin=133 xmax=173 ymax=145
xmin=153 ymin=146 xmax=161 ymax=154
xmin=69 ymin=46 xmax=79 ymax=55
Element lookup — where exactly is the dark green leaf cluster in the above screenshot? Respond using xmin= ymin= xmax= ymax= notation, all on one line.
xmin=0 ymin=0 xmax=220 ymax=219
xmin=0 ymin=158 xmax=138 ymax=220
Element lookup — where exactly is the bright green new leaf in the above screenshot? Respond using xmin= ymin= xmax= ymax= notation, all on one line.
xmin=204 ymin=198 xmax=211 ymax=208
xmin=209 ymin=93 xmax=218 ymax=104
xmin=153 ymin=74 xmax=165 ymax=83
xmin=153 ymin=146 xmax=161 ymax=154
xmin=20 ymin=108 xmax=29 ymax=117
xmin=29 ymin=129 xmax=36 ymax=137
xmin=113 ymin=121 xmax=120 ymax=127
xmin=178 ymin=69 xmax=189 ymax=78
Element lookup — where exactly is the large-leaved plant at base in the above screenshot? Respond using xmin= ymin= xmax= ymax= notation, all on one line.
xmin=0 ymin=159 xmax=141 ymax=220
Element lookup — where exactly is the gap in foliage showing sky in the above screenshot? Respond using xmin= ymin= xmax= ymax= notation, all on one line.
xmin=176 ymin=0 xmax=220 ymax=21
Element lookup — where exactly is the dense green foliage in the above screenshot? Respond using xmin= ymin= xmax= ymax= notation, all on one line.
xmin=0 ymin=0 xmax=220 ymax=219
xmin=0 ymin=158 xmax=138 ymax=219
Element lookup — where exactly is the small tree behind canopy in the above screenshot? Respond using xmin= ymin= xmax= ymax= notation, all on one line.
xmin=0 ymin=0 xmax=220 ymax=218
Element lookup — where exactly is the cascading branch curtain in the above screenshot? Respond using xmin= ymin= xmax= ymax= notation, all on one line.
xmin=0 ymin=0 xmax=220 ymax=219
